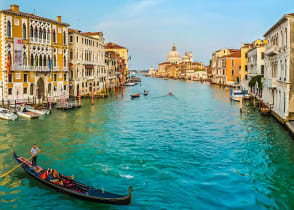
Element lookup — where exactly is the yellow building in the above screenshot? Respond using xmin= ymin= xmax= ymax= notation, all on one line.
xmin=240 ymin=39 xmax=268 ymax=89
xmin=105 ymin=42 xmax=128 ymax=76
xmin=0 ymin=4 xmax=69 ymax=103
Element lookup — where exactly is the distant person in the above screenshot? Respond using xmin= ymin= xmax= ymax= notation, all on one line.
xmin=30 ymin=144 xmax=40 ymax=166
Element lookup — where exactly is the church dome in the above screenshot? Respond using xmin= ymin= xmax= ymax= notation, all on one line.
xmin=182 ymin=53 xmax=189 ymax=62
xmin=167 ymin=44 xmax=180 ymax=64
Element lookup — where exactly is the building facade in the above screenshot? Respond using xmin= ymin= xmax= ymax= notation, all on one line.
xmin=263 ymin=13 xmax=294 ymax=121
xmin=105 ymin=51 xmax=120 ymax=89
xmin=0 ymin=4 xmax=69 ymax=103
xmin=105 ymin=42 xmax=128 ymax=80
xmin=219 ymin=51 xmax=241 ymax=86
xmin=68 ymin=29 xmax=105 ymax=97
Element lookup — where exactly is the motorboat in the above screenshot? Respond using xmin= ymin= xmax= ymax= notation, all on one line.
xmin=0 ymin=107 xmax=17 ymax=120
xmin=124 ymin=82 xmax=136 ymax=86
xmin=131 ymin=93 xmax=140 ymax=99
xmin=26 ymin=106 xmax=50 ymax=115
xmin=12 ymin=105 xmax=39 ymax=119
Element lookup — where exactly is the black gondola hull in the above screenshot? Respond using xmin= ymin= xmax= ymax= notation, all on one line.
xmin=13 ymin=152 xmax=132 ymax=205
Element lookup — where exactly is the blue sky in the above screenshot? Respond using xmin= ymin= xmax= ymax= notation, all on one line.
xmin=1 ymin=0 xmax=294 ymax=69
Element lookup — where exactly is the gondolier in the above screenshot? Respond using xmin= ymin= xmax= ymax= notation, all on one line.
xmin=30 ymin=144 xmax=40 ymax=166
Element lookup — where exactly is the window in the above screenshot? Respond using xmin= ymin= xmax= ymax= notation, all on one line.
xmin=54 ymin=73 xmax=57 ymax=81
xmin=261 ymin=65 xmax=264 ymax=75
xmin=76 ymin=36 xmax=78 ymax=43
xmin=261 ymin=52 xmax=264 ymax=60
xmin=245 ymin=75 xmax=248 ymax=80
xmin=43 ymin=29 xmax=46 ymax=40
xmin=8 ymin=74 xmax=12 ymax=83
xmin=53 ymin=55 xmax=57 ymax=67
xmin=34 ymin=27 xmax=37 ymax=38
xmin=39 ymin=28 xmax=42 ymax=39
xmin=30 ymin=54 xmax=34 ymax=66
xmin=7 ymin=21 xmax=11 ymax=38
xmin=82 ymin=38 xmax=84 ymax=44
xmin=22 ymin=23 xmax=26 ymax=39
xmin=53 ymin=29 xmax=56 ymax=43
xmin=43 ymin=55 xmax=47 ymax=67
xmin=8 ymin=88 xmax=12 ymax=95
xmin=23 ymin=87 xmax=27 ymax=94
xmin=70 ymin=36 xmax=73 ymax=42
xmin=30 ymin=25 xmax=33 ymax=38
xmin=30 ymin=84 xmax=34 ymax=95
xmin=39 ymin=55 xmax=42 ymax=66
xmin=23 ymin=52 xmax=27 ymax=66
xmin=232 ymin=69 xmax=234 ymax=76
xmin=245 ymin=65 xmax=248 ymax=72
xmin=64 ymin=85 xmax=66 ymax=90
xmin=24 ymin=73 xmax=28 ymax=82
xmin=63 ymin=31 xmax=66 ymax=44
xmin=54 ymin=86 xmax=57 ymax=91
xmin=232 ymin=60 xmax=234 ymax=66
xmin=70 ymin=51 xmax=73 ymax=60
xmin=63 ymin=55 xmax=66 ymax=67
xmin=64 ymin=73 xmax=67 ymax=81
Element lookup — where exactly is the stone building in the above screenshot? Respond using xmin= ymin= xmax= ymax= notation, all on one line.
xmin=0 ymin=4 xmax=69 ymax=103
xmin=262 ymin=13 xmax=294 ymax=121
xmin=68 ymin=29 xmax=105 ymax=97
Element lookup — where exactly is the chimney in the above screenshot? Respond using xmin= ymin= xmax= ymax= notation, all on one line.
xmin=10 ymin=4 xmax=19 ymax=12
xmin=57 ymin=16 xmax=61 ymax=23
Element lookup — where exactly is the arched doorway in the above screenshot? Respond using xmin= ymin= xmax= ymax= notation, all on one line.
xmin=37 ymin=78 xmax=45 ymax=99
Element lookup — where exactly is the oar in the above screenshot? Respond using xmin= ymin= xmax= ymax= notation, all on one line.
xmin=0 ymin=156 xmax=33 ymax=178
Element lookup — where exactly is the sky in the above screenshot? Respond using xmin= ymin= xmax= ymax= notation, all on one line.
xmin=1 ymin=0 xmax=294 ymax=69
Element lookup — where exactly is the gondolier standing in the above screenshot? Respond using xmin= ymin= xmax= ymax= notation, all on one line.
xmin=31 ymin=144 xmax=40 ymax=166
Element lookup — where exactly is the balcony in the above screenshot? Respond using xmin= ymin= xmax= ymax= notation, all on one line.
xmin=266 ymin=78 xmax=277 ymax=88
xmin=265 ymin=45 xmax=278 ymax=56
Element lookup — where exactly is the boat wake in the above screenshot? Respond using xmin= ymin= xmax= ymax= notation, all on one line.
xmin=120 ymin=174 xmax=134 ymax=179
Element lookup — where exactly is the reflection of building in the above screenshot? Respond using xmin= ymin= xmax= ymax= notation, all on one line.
xmin=68 ymin=29 xmax=105 ymax=97
xmin=0 ymin=4 xmax=69 ymax=102
xmin=105 ymin=42 xmax=128 ymax=80
xmin=157 ymin=44 xmax=206 ymax=80
xmin=262 ymin=13 xmax=294 ymax=121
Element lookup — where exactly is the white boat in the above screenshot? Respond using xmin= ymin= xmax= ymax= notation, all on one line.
xmin=230 ymin=90 xmax=244 ymax=101
xmin=26 ymin=106 xmax=50 ymax=115
xmin=0 ymin=108 xmax=17 ymax=121
xmin=12 ymin=105 xmax=39 ymax=119
xmin=124 ymin=82 xmax=136 ymax=86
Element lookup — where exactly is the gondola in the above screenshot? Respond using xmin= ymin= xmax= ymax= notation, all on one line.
xmin=13 ymin=152 xmax=133 ymax=205
xmin=131 ymin=93 xmax=140 ymax=99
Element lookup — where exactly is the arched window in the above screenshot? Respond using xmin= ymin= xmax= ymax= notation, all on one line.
xmin=39 ymin=55 xmax=42 ymax=66
xmin=30 ymin=25 xmax=33 ymax=38
xmin=48 ymin=83 xmax=52 ymax=95
xmin=232 ymin=69 xmax=234 ymax=76
xmin=47 ymin=29 xmax=50 ymax=41
xmin=23 ymin=52 xmax=27 ymax=66
xmin=22 ymin=23 xmax=26 ymax=39
xmin=43 ymin=55 xmax=47 ymax=67
xmin=39 ymin=28 xmax=42 ymax=39
xmin=7 ymin=21 xmax=11 ymax=38
xmin=30 ymin=54 xmax=34 ymax=66
xmin=63 ymin=31 xmax=66 ymax=44
xmin=43 ymin=29 xmax=46 ymax=40
xmin=34 ymin=27 xmax=38 ymax=38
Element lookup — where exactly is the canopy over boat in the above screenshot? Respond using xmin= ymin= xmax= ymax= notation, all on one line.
xmin=13 ymin=152 xmax=132 ymax=205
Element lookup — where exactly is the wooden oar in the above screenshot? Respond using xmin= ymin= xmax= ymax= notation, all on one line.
xmin=0 ymin=156 xmax=33 ymax=178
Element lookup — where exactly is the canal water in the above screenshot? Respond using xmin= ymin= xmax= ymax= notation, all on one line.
xmin=0 ymin=77 xmax=293 ymax=209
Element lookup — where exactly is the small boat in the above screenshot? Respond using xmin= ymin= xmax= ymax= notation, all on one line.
xmin=12 ymin=105 xmax=39 ymax=119
xmin=230 ymin=90 xmax=248 ymax=101
xmin=26 ymin=106 xmax=50 ymax=115
xmin=131 ymin=93 xmax=140 ymax=99
xmin=143 ymin=91 xmax=148 ymax=96
xmin=124 ymin=82 xmax=136 ymax=86
xmin=168 ymin=92 xmax=173 ymax=96
xmin=13 ymin=152 xmax=133 ymax=205
xmin=0 ymin=108 xmax=17 ymax=120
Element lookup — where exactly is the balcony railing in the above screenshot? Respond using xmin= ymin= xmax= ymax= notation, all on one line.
xmin=265 ymin=45 xmax=278 ymax=56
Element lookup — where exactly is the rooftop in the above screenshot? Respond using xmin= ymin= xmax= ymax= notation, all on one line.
xmin=264 ymin=13 xmax=294 ymax=37
xmin=105 ymin=42 xmax=127 ymax=49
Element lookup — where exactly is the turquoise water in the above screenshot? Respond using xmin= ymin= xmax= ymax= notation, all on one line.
xmin=0 ymin=77 xmax=294 ymax=209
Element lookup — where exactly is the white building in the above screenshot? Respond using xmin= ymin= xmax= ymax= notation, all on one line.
xmin=247 ymin=45 xmax=265 ymax=94
xmin=263 ymin=13 xmax=294 ymax=121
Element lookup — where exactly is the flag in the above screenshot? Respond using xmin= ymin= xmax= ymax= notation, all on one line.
xmin=7 ymin=53 xmax=11 ymax=75
xmin=35 ymin=56 xmax=38 ymax=67
xmin=49 ymin=59 xmax=52 ymax=78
